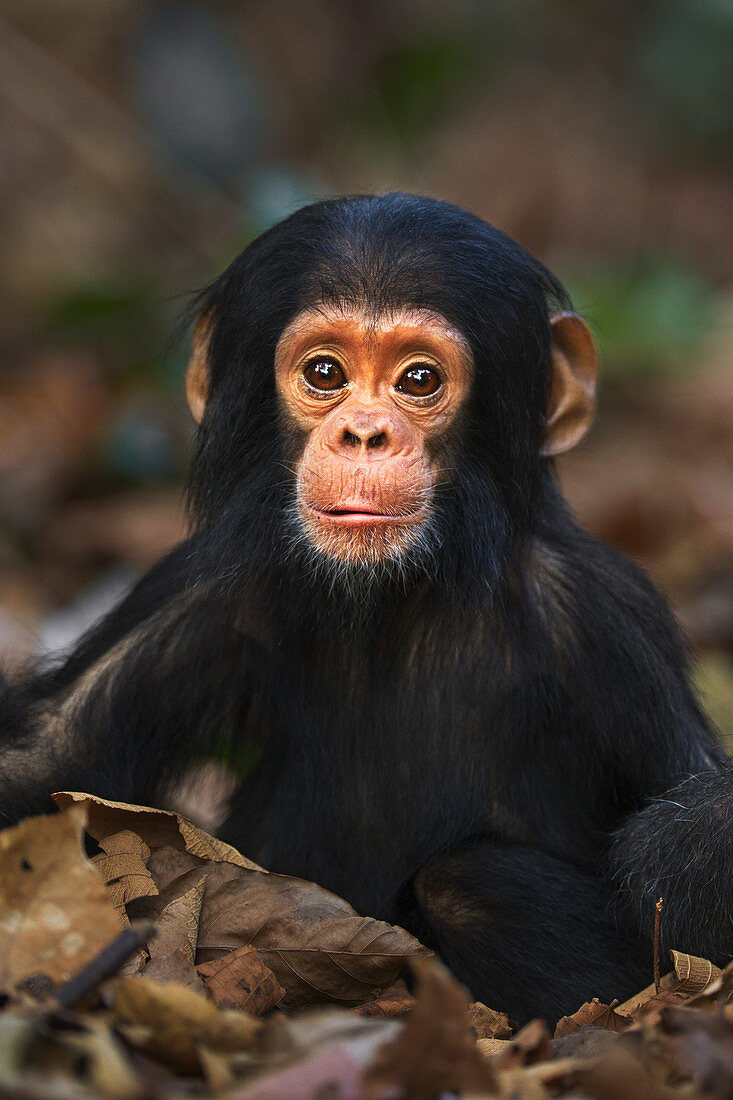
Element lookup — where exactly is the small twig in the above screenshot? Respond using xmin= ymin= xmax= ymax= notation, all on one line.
xmin=653 ymin=897 xmax=663 ymax=993
xmin=56 ymin=920 xmax=156 ymax=1009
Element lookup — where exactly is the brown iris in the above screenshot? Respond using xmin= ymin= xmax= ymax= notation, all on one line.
xmin=396 ymin=364 xmax=442 ymax=398
xmin=303 ymin=358 xmax=347 ymax=392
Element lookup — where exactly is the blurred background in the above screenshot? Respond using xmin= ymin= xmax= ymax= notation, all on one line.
xmin=1 ymin=0 xmax=732 ymax=741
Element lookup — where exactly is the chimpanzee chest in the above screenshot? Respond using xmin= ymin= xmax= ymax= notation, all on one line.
xmin=229 ymin=665 xmax=606 ymax=916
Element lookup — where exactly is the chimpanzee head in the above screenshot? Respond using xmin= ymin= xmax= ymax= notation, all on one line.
xmin=185 ymin=193 xmax=596 ymax=595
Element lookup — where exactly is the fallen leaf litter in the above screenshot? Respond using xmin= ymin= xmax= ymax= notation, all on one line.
xmin=0 ymin=793 xmax=730 ymax=1097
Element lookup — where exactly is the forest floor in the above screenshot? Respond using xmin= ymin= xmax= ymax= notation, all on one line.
xmin=0 ymin=791 xmax=732 ymax=1099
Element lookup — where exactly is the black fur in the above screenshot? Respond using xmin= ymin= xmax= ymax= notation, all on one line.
xmin=1 ymin=193 xmax=730 ymax=1023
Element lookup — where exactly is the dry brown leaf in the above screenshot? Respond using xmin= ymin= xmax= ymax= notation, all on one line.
xmin=194 ymin=865 xmax=432 ymax=1008
xmin=686 ymin=960 xmax=733 ymax=1007
xmin=497 ymin=1054 xmax=587 ymax=1094
xmin=52 ymin=797 xmax=429 ymax=1009
xmin=362 ymin=958 xmax=497 ymax=1099
xmin=0 ymin=1014 xmax=39 ymax=1076
xmin=144 ymin=844 xmax=211 ymax=893
xmin=197 ymin=947 xmax=285 ymax=1015
xmin=198 ymin=1043 xmax=236 ymax=1092
xmin=128 ymin=866 xmax=208 ymax=989
xmin=149 ymin=875 xmax=206 ymax=965
xmin=350 ymin=981 xmax=416 ymax=1019
xmin=570 ymin=1042 xmax=679 ymax=1100
xmin=631 ymin=988 xmax=691 ymax=1020
xmin=0 ymin=806 xmax=123 ymax=991
xmin=130 ymin=858 xmax=212 ymax=919
xmin=112 ymin=975 xmax=261 ymax=1074
xmin=612 ymin=952 xmax=727 ymax=1030
xmin=659 ymin=1005 xmax=733 ymax=1094
xmin=144 ymin=946 xmax=206 ymax=991
xmin=135 ymin=856 xmax=430 ymax=1009
xmin=468 ymin=1000 xmax=514 ymax=1040
xmin=493 ymin=1018 xmax=552 ymax=1070
xmin=91 ymin=830 xmax=158 ymax=919
xmin=670 ymin=949 xmax=722 ymax=994
xmin=616 ymin=973 xmax=675 ymax=1018
xmin=35 ymin=1015 xmax=141 ymax=1099
xmin=263 ymin=1005 xmax=400 ymax=1061
xmin=550 ymin=1025 xmax=620 ymax=1066
xmin=554 ymin=998 xmax=629 ymax=1038
xmin=476 ymin=1036 xmax=511 ymax=1059
xmin=53 ymin=792 xmax=262 ymax=870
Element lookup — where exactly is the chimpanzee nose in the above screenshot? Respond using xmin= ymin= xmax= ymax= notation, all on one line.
xmin=333 ymin=409 xmax=397 ymax=454
xmin=341 ymin=426 xmax=388 ymax=451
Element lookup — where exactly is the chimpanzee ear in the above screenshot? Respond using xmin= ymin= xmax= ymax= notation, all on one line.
xmin=541 ymin=311 xmax=597 ymax=457
xmin=185 ymin=310 xmax=214 ymax=424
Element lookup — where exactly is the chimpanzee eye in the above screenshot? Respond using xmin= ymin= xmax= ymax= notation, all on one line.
xmin=303 ymin=357 xmax=347 ymax=392
xmin=396 ymin=364 xmax=442 ymax=398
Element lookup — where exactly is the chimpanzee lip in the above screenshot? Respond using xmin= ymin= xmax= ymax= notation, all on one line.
xmin=307 ymin=504 xmax=425 ymax=525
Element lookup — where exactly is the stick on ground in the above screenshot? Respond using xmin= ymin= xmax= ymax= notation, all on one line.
xmin=56 ymin=920 xmax=156 ymax=1009
xmin=654 ymin=897 xmax=663 ymax=993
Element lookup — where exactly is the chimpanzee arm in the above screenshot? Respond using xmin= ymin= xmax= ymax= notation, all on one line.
xmin=0 ymin=575 xmax=250 ymax=825
xmin=565 ymin=538 xmax=733 ymax=961
xmin=413 ymin=838 xmax=651 ymax=1025
xmin=611 ymin=766 xmax=733 ymax=961
xmin=606 ymin=600 xmax=733 ymax=962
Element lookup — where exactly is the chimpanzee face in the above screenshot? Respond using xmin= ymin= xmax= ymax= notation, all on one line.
xmin=185 ymin=201 xmax=595 ymax=581
xmin=274 ymin=303 xmax=473 ymax=564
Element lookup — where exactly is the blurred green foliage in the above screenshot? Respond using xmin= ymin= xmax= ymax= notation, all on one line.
xmin=564 ymin=258 xmax=726 ymax=379
xmin=637 ymin=0 xmax=733 ymax=156
xmin=41 ymin=279 xmax=193 ymax=486
xmin=366 ymin=36 xmax=480 ymax=143
xmin=44 ymin=279 xmax=170 ymax=383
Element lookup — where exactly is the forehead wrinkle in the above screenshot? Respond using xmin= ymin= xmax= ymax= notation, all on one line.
xmin=281 ymin=301 xmax=472 ymax=359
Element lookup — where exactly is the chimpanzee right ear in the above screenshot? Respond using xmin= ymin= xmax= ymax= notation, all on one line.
xmin=185 ymin=310 xmax=214 ymax=424
xmin=540 ymin=312 xmax=597 ymax=457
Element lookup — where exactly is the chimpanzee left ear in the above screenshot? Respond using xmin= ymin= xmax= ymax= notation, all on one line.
xmin=185 ymin=310 xmax=214 ymax=424
xmin=540 ymin=311 xmax=597 ymax=457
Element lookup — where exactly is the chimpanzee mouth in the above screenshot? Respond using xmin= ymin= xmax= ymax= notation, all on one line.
xmin=309 ymin=505 xmax=426 ymax=525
